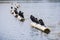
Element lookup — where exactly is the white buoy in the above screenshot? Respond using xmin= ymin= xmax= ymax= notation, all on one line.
xmin=31 ymin=22 xmax=50 ymax=34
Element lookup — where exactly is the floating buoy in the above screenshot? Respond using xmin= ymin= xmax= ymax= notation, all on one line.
xmin=31 ymin=22 xmax=50 ymax=34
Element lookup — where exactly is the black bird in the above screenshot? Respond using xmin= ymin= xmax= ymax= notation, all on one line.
xmin=39 ymin=19 xmax=45 ymax=26
xmin=30 ymin=15 xmax=36 ymax=22
xmin=11 ymin=6 xmax=13 ymax=9
xmin=14 ymin=8 xmax=18 ymax=14
xmin=19 ymin=11 xmax=24 ymax=18
xmin=30 ymin=15 xmax=39 ymax=24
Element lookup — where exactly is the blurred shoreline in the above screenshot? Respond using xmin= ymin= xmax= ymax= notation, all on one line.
xmin=0 ymin=0 xmax=60 ymax=3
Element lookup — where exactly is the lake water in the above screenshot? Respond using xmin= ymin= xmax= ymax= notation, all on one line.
xmin=0 ymin=2 xmax=60 ymax=40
